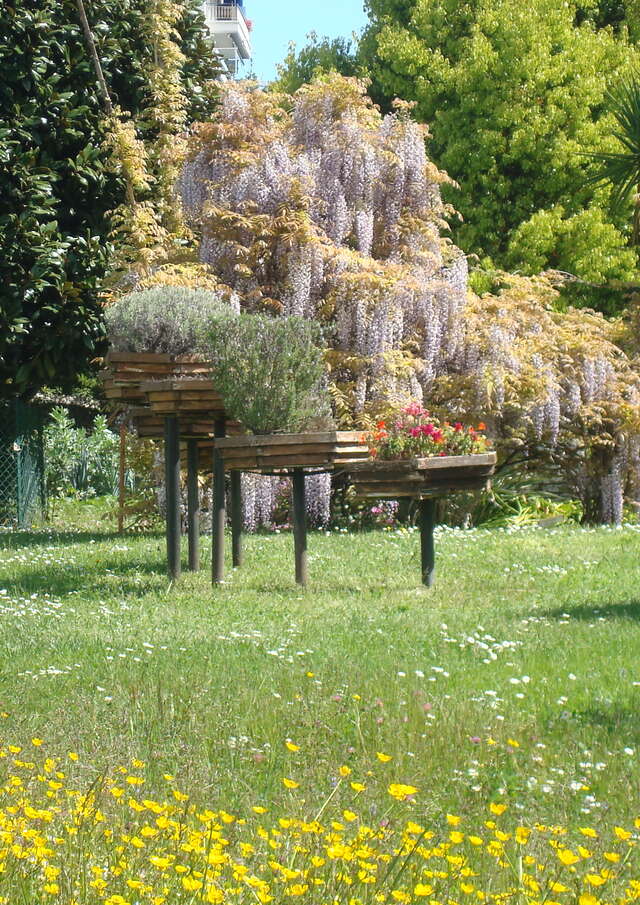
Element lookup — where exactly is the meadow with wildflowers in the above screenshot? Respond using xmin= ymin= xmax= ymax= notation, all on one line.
xmin=2 ymin=500 xmax=640 ymax=903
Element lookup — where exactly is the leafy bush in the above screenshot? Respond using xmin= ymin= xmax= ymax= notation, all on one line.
xmin=105 ymin=287 xmax=235 ymax=355
xmin=44 ymin=408 xmax=120 ymax=501
xmin=206 ymin=313 xmax=333 ymax=434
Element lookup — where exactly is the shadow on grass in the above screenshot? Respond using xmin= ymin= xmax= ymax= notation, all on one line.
xmin=541 ymin=600 xmax=640 ymax=621
xmin=6 ymin=554 xmax=175 ymax=598
xmin=550 ymin=703 xmax=640 ymax=744
xmin=0 ymin=529 xmax=165 ymax=549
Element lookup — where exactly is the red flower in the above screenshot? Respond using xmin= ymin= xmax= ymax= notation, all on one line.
xmin=454 ymin=422 xmax=463 ymax=432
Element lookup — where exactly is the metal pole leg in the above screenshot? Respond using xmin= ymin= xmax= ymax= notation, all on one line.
xmin=212 ymin=417 xmax=226 ymax=585
xmin=420 ymin=497 xmax=436 ymax=588
xmin=292 ymin=468 xmax=308 ymax=587
xmin=231 ymin=470 xmax=243 ymax=568
xmin=164 ymin=415 xmax=181 ymax=581
xmin=187 ymin=439 xmax=200 ymax=572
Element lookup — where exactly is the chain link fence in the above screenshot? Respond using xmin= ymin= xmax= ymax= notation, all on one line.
xmin=0 ymin=401 xmax=46 ymax=527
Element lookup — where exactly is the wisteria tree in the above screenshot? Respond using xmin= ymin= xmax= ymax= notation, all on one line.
xmin=181 ymin=77 xmax=640 ymax=522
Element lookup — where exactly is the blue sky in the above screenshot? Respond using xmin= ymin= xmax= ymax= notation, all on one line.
xmin=246 ymin=1 xmax=369 ymax=84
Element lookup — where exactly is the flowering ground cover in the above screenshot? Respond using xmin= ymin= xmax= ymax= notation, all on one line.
xmin=2 ymin=501 xmax=640 ymax=902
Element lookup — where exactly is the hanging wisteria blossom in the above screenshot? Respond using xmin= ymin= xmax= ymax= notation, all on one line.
xmin=181 ymin=77 xmax=640 ymax=523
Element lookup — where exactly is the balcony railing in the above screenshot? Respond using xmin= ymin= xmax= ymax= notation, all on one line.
xmin=209 ymin=2 xmax=246 ymax=22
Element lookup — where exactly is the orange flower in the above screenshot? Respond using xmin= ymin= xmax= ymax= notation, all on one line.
xmin=477 ymin=422 xmax=486 ymax=430
xmin=377 ymin=420 xmax=386 ymax=429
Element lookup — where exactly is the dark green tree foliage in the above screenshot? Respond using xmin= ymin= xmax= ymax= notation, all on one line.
xmin=0 ymin=0 xmax=220 ymax=399
xmin=587 ymin=77 xmax=640 ymax=243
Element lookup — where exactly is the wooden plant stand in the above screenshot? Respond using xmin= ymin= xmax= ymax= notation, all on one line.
xmin=101 ymin=353 xmax=236 ymax=585
xmin=139 ymin=378 xmax=233 ymax=586
xmin=216 ymin=431 xmax=369 ymax=587
xmin=349 ymin=453 xmax=497 ymax=587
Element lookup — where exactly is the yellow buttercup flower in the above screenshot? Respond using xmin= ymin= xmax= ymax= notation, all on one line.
xmin=388 ymin=783 xmax=418 ymax=801
xmin=489 ymin=803 xmax=507 ymax=816
xmin=282 ymin=778 xmax=299 ymax=789
xmin=376 ymin=752 xmax=392 ymax=763
xmin=586 ymin=874 xmax=607 ymax=887
xmin=557 ymin=848 xmax=580 ymax=866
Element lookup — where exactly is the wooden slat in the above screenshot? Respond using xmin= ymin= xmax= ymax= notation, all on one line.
xmin=416 ymin=453 xmax=496 ymax=470
xmin=216 ymin=430 xmax=365 ymax=450
xmin=140 ymin=378 xmax=216 ymax=392
xmin=106 ymin=351 xmax=174 ymax=364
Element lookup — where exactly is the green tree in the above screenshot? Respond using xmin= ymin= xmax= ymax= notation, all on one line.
xmin=273 ymin=34 xmax=361 ymax=95
xmin=360 ymin=0 xmax=640 ymax=280
xmin=0 ymin=0 xmax=220 ymax=399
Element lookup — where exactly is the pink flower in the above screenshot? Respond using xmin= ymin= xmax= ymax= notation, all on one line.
xmin=404 ymin=402 xmax=424 ymax=417
xmin=410 ymin=426 xmax=421 ymax=437
xmin=421 ymin=423 xmax=435 ymax=436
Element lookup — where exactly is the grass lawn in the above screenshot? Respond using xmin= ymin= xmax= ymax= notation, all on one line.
xmin=2 ymin=498 xmax=640 ymax=902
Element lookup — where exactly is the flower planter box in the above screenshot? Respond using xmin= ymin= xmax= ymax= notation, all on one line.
xmin=100 ymin=351 xmax=211 ymax=405
xmin=126 ymin=406 xmax=219 ymax=440
xmin=349 ymin=452 xmax=497 ymax=498
xmin=215 ymin=431 xmax=370 ymax=472
xmin=140 ymin=378 xmax=225 ymax=417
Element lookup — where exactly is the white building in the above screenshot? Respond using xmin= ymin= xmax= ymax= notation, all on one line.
xmin=202 ymin=0 xmax=252 ymax=78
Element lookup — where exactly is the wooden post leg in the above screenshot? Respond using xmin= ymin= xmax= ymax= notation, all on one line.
xmin=420 ymin=497 xmax=437 ymax=588
xmin=231 ymin=470 xmax=243 ymax=568
xmin=212 ymin=417 xmax=226 ymax=585
xmin=187 ymin=439 xmax=200 ymax=572
xmin=292 ymin=468 xmax=308 ymax=587
xmin=118 ymin=422 xmax=126 ymax=534
xmin=164 ymin=415 xmax=181 ymax=581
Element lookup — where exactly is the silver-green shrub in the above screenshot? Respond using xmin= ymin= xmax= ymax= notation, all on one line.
xmin=105 ymin=287 xmax=237 ymax=356
xmin=206 ymin=313 xmax=334 ymax=434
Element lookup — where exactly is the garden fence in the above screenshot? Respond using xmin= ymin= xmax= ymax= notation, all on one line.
xmin=0 ymin=401 xmax=46 ymax=527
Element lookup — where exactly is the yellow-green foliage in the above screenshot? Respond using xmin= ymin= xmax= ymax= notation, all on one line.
xmin=104 ymin=0 xmax=195 ymax=274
